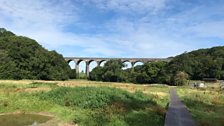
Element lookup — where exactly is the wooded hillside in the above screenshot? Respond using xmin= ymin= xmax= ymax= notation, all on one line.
xmin=0 ymin=28 xmax=70 ymax=80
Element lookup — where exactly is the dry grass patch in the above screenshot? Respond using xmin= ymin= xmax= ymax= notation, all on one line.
xmin=0 ymin=80 xmax=32 ymax=85
xmin=177 ymin=86 xmax=224 ymax=126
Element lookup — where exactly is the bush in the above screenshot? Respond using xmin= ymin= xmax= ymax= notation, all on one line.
xmin=173 ymin=71 xmax=189 ymax=86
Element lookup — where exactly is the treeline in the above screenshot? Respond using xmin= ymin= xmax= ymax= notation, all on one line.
xmin=90 ymin=46 xmax=224 ymax=85
xmin=1 ymin=28 xmax=223 ymax=83
xmin=0 ymin=28 xmax=70 ymax=80
xmin=168 ymin=47 xmax=224 ymax=80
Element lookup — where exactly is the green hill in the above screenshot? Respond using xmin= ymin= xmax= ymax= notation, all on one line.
xmin=168 ymin=46 xmax=224 ymax=80
xmin=0 ymin=28 xmax=70 ymax=80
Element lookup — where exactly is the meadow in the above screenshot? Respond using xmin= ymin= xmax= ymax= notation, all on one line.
xmin=0 ymin=80 xmax=169 ymax=126
xmin=177 ymin=82 xmax=224 ymax=126
xmin=1 ymin=80 xmax=223 ymax=126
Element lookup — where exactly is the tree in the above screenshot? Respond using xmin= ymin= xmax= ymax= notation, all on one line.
xmin=88 ymin=46 xmax=224 ymax=85
xmin=89 ymin=59 xmax=126 ymax=82
xmin=173 ymin=71 xmax=189 ymax=86
xmin=90 ymin=66 xmax=104 ymax=81
xmin=102 ymin=59 xmax=125 ymax=82
xmin=135 ymin=72 xmax=148 ymax=84
xmin=167 ymin=46 xmax=224 ymax=80
xmin=69 ymin=69 xmax=76 ymax=79
xmin=0 ymin=28 xmax=71 ymax=80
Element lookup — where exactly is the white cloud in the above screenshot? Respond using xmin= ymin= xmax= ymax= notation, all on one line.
xmin=0 ymin=0 xmax=77 ymax=25
xmin=87 ymin=0 xmax=167 ymax=14
xmin=0 ymin=0 xmax=223 ymax=60
xmin=0 ymin=0 xmax=79 ymax=49
xmin=187 ymin=21 xmax=224 ymax=39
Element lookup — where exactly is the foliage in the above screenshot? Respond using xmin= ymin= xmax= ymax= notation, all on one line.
xmin=0 ymin=28 xmax=71 ymax=80
xmin=79 ymin=70 xmax=86 ymax=79
xmin=131 ymin=61 xmax=169 ymax=84
xmin=69 ymin=69 xmax=76 ymax=79
xmin=172 ymin=71 xmax=189 ymax=86
xmin=90 ymin=67 xmax=104 ymax=81
xmin=90 ymin=60 xmax=169 ymax=84
xmin=90 ymin=46 xmax=224 ymax=85
xmin=90 ymin=59 xmax=127 ymax=82
xmin=168 ymin=46 xmax=224 ymax=80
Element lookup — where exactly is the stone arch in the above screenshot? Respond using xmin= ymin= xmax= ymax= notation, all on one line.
xmin=77 ymin=60 xmax=86 ymax=79
xmin=99 ymin=60 xmax=107 ymax=66
xmin=68 ymin=60 xmax=76 ymax=69
xmin=87 ymin=60 xmax=95 ymax=65
xmin=89 ymin=60 xmax=98 ymax=71
xmin=133 ymin=61 xmax=144 ymax=67
xmin=66 ymin=59 xmax=73 ymax=63
xmin=122 ymin=60 xmax=132 ymax=69
xmin=67 ymin=59 xmax=76 ymax=79
xmin=77 ymin=59 xmax=84 ymax=65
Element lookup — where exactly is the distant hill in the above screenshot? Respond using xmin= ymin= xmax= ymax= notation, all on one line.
xmin=0 ymin=28 xmax=70 ymax=80
xmin=168 ymin=46 xmax=224 ymax=80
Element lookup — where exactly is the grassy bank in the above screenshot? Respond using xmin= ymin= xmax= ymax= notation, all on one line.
xmin=177 ymin=84 xmax=224 ymax=126
xmin=0 ymin=80 xmax=169 ymax=126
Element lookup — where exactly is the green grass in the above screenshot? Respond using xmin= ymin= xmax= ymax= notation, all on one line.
xmin=37 ymin=87 xmax=166 ymax=126
xmin=38 ymin=87 xmax=155 ymax=109
xmin=0 ymin=81 xmax=169 ymax=126
xmin=0 ymin=81 xmax=58 ymax=90
xmin=177 ymin=86 xmax=224 ymax=126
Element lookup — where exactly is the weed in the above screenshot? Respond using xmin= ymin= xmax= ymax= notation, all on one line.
xmin=0 ymin=80 xmax=169 ymax=126
xmin=177 ymin=87 xmax=224 ymax=126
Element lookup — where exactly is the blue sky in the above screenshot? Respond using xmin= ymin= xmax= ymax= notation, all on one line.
xmin=0 ymin=0 xmax=224 ymax=70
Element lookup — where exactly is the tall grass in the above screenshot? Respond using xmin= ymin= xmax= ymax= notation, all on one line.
xmin=177 ymin=87 xmax=224 ymax=126
xmin=0 ymin=81 xmax=169 ymax=126
xmin=37 ymin=87 xmax=166 ymax=126
xmin=38 ymin=87 xmax=154 ymax=109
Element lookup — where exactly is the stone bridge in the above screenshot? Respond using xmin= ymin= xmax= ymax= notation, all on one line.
xmin=64 ymin=57 xmax=171 ymax=79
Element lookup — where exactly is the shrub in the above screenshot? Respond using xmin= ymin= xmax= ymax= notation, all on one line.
xmin=173 ymin=71 xmax=189 ymax=86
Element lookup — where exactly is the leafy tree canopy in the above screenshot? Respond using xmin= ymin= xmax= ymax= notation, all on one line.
xmin=168 ymin=46 xmax=224 ymax=80
xmin=90 ymin=46 xmax=224 ymax=85
xmin=0 ymin=28 xmax=70 ymax=80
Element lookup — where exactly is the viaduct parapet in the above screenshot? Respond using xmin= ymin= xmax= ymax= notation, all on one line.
xmin=64 ymin=57 xmax=171 ymax=79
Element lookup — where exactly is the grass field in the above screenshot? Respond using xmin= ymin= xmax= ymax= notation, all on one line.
xmin=177 ymin=83 xmax=224 ymax=126
xmin=1 ymin=80 xmax=224 ymax=126
xmin=0 ymin=80 xmax=169 ymax=126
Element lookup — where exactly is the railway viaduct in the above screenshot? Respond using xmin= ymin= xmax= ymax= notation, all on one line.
xmin=64 ymin=57 xmax=171 ymax=79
